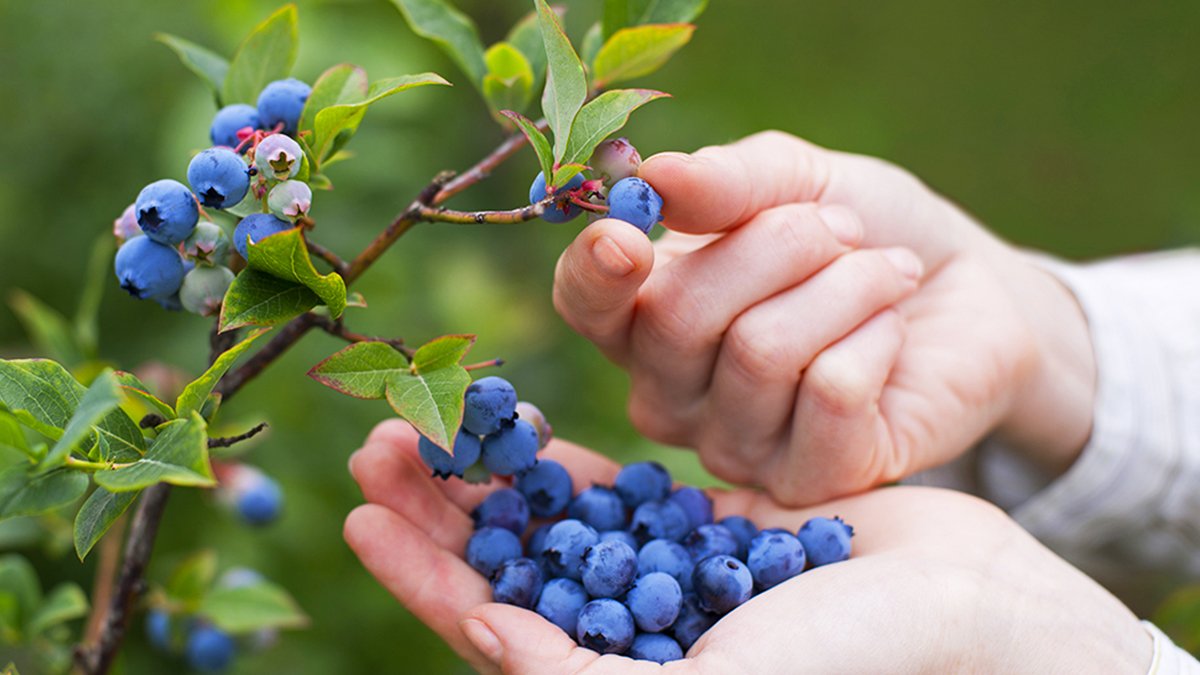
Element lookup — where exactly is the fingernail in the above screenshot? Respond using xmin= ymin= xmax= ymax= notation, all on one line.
xmin=881 ymin=247 xmax=924 ymax=280
xmin=460 ymin=619 xmax=503 ymax=662
xmin=592 ymin=235 xmax=635 ymax=277
xmin=818 ymin=206 xmax=862 ymax=246
xmin=346 ymin=450 xmax=360 ymax=476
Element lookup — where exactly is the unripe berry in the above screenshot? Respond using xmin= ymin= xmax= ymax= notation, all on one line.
xmin=180 ymin=265 xmax=234 ymax=317
xmin=267 ymin=180 xmax=312 ymax=222
xmin=183 ymin=221 xmax=231 ymax=265
xmin=113 ymin=203 xmax=142 ymax=245
xmin=254 ymin=134 xmax=303 ymax=181
xmin=210 ymin=104 xmax=260 ymax=149
xmin=114 ymin=237 xmax=186 ymax=301
xmin=188 ymin=148 xmax=251 ymax=209
xmin=514 ymin=401 xmax=552 ymax=449
xmin=607 ymin=177 xmax=663 ymax=234
xmin=234 ymin=213 xmax=293 ymax=260
xmin=591 ymin=137 xmax=641 ymax=187
xmin=135 ymin=179 xmax=199 ymax=245
xmin=256 ymin=78 xmax=311 ymax=135
xmin=528 ymin=171 xmax=585 ymax=223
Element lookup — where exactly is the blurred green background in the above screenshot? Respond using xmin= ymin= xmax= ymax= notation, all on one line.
xmin=2 ymin=0 xmax=1198 ymax=672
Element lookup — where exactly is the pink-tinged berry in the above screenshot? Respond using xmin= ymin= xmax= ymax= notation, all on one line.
xmin=268 ymin=180 xmax=312 ymax=222
xmin=591 ymin=138 xmax=641 ymax=187
xmin=114 ymin=203 xmax=143 ymax=244
xmin=253 ymin=134 xmax=303 ymax=181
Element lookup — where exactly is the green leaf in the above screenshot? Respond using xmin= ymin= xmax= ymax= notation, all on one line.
xmin=581 ymin=22 xmax=604 ymax=69
xmin=6 ymin=290 xmax=82 ymax=367
xmin=561 ymin=88 xmax=668 ymax=168
xmin=93 ymin=413 xmax=214 ymax=491
xmin=26 ymin=583 xmax=88 ymax=636
xmin=307 ymin=342 xmax=409 ymax=400
xmin=384 ymin=335 xmax=474 ymax=451
xmin=412 ymin=334 xmax=475 ymax=372
xmin=0 ymin=412 xmax=32 ymax=460
xmin=114 ymin=371 xmax=175 ymax=421
xmin=603 ymin=0 xmax=633 ymax=40
xmin=483 ymin=43 xmax=534 ymax=123
xmin=639 ymin=0 xmax=708 ymax=24
xmin=73 ymin=487 xmax=137 ymax=561
xmin=199 ymin=581 xmax=309 ymax=634
xmin=0 ymin=465 xmax=88 ymax=519
xmin=75 ymin=233 xmax=114 ymax=360
xmin=0 ymin=555 xmax=40 ymax=629
xmin=507 ymin=7 xmax=558 ymax=92
xmin=93 ymin=407 xmax=145 ymax=465
xmin=551 ymin=162 xmax=588 ymax=187
xmin=592 ymin=24 xmax=694 ymax=88
xmin=167 ymin=550 xmax=218 ymax=608
xmin=220 ymin=270 xmax=322 ymax=332
xmin=310 ymin=73 xmax=450 ymax=162
xmin=242 ymin=227 xmax=346 ymax=322
xmin=155 ymin=33 xmax=230 ymax=104
xmin=500 ymin=111 xmax=554 ymax=187
xmin=40 ymin=370 xmax=121 ymax=471
xmin=298 ymin=64 xmax=369 ymax=147
xmin=0 ymin=359 xmax=83 ymax=440
xmin=176 ymin=329 xmax=269 ymax=418
xmin=536 ymin=0 xmax=587 ymax=162
xmin=222 ymin=5 xmax=299 ymax=105
xmin=390 ymin=0 xmax=486 ymax=88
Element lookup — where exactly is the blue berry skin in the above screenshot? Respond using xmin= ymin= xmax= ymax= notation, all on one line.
xmin=463 ymin=376 xmax=518 ymax=435
xmin=467 ymin=527 xmax=523 ymax=578
xmin=535 ymin=578 xmax=589 ymax=636
xmin=683 ymin=524 xmax=740 ymax=563
xmin=234 ymin=213 xmax=292 ymax=259
xmin=490 ymin=557 xmax=544 ymax=609
xmin=637 ymin=539 xmax=694 ymax=593
xmin=256 ymin=78 xmax=311 ymax=135
xmin=567 ymin=486 xmax=627 ymax=532
xmin=693 ymin=555 xmax=753 ymax=615
xmin=625 ymin=572 xmax=682 ymax=633
xmin=515 ymin=458 xmax=572 ymax=517
xmin=614 ymin=461 xmax=671 ymax=509
xmin=481 ymin=419 xmax=539 ymax=476
xmin=541 ymin=519 xmax=599 ymax=581
xmin=797 ymin=516 xmax=854 ymax=567
xmin=628 ymin=633 xmax=683 ymax=664
xmin=669 ymin=486 xmax=713 ymax=531
xmin=580 ymin=539 xmax=638 ymax=598
xmin=576 ymin=599 xmax=635 ymax=655
xmin=417 ymin=429 xmax=482 ymax=480
xmin=210 ymin=104 xmax=260 ymax=149
xmin=629 ymin=499 xmax=690 ymax=545
xmin=145 ymin=610 xmax=172 ymax=652
xmin=607 ymin=177 xmax=663 ymax=233
xmin=718 ymin=516 xmax=758 ymax=560
xmin=528 ymin=171 xmax=585 ymax=223
xmin=471 ymin=488 xmax=530 ymax=535
xmin=599 ymin=530 xmax=638 ymax=550
xmin=135 ymin=179 xmax=199 ymax=245
xmin=747 ymin=530 xmax=806 ymax=590
xmin=527 ymin=523 xmax=552 ymax=559
xmin=185 ymin=625 xmax=235 ymax=672
xmin=671 ymin=594 xmax=718 ymax=651
xmin=115 ymin=237 xmax=186 ymax=301
xmin=236 ymin=472 xmax=283 ymax=526
xmin=187 ymin=148 xmax=250 ymax=209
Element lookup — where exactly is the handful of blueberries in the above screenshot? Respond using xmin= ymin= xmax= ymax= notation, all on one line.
xmin=418 ymin=377 xmax=855 ymax=663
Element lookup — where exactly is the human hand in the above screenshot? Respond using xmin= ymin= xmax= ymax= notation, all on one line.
xmin=344 ymin=421 xmax=1148 ymax=674
xmin=553 ymin=132 xmax=1096 ymax=505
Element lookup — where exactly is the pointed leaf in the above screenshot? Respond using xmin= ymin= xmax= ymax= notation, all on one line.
xmin=0 ymin=412 xmax=32 ymax=460
xmin=0 ymin=359 xmax=84 ymax=440
xmin=7 ymin=290 xmax=82 ymax=367
xmin=73 ymin=487 xmax=137 ymax=561
xmin=298 ymin=64 xmax=369 ymax=142
xmin=26 ymin=583 xmax=88 ymax=636
xmin=114 ymin=371 xmax=176 ymax=421
xmin=93 ymin=407 xmax=146 ymax=464
xmin=385 ymin=367 xmax=470 ymax=452
xmin=551 ymin=162 xmax=588 ymax=188
xmin=508 ymin=7 xmax=561 ymax=92
xmin=593 ymin=24 xmax=694 ymax=87
xmin=561 ymin=88 xmax=668 ymax=169
xmin=603 ymin=0 xmax=633 ymax=40
xmin=75 ymin=233 xmax=114 ymax=359
xmin=0 ymin=464 xmax=88 ymax=519
xmin=40 ymin=370 xmax=121 ymax=472
xmin=412 ymin=335 xmax=475 ymax=372
xmin=199 ymin=581 xmax=309 ymax=634
xmin=639 ymin=0 xmax=708 ymax=24
xmin=223 ymin=5 xmax=299 ymax=105
xmin=501 ymin=111 xmax=554 ymax=186
xmin=167 ymin=550 xmax=218 ymax=607
xmin=0 ymin=555 xmax=40 ymax=628
xmin=93 ymin=413 xmax=215 ymax=491
xmin=311 ymin=73 xmax=450 ymax=162
xmin=483 ymin=43 xmax=534 ymax=123
xmin=307 ymin=342 xmax=409 ymax=400
xmin=155 ymin=33 xmax=230 ymax=104
xmin=220 ymin=270 xmax=322 ymax=332
xmin=536 ymin=0 xmax=587 ymax=162
xmin=389 ymin=0 xmax=486 ymax=88
xmin=241 ymin=228 xmax=346 ymax=321
xmin=581 ymin=22 xmax=604 ymax=68
xmin=176 ymin=329 xmax=270 ymax=418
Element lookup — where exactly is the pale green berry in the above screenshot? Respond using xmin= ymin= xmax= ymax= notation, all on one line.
xmin=515 ymin=401 xmax=553 ymax=450
xmin=253 ymin=134 xmax=302 ymax=181
xmin=180 ymin=265 xmax=235 ymax=316
xmin=183 ymin=221 xmax=231 ymax=265
xmin=268 ymin=180 xmax=312 ymax=222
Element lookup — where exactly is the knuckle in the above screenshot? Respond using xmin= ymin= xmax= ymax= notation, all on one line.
xmin=724 ymin=314 xmax=790 ymax=383
xmin=803 ymin=351 xmax=874 ymax=419
xmin=637 ymin=266 xmax=708 ymax=349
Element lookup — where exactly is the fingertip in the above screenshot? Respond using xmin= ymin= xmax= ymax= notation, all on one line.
xmin=343 ymin=503 xmax=386 ymax=550
xmin=584 ymin=219 xmax=655 ymax=280
xmin=365 ymin=418 xmax=418 ymax=446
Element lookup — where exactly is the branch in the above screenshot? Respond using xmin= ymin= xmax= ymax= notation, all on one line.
xmin=306 ymin=239 xmax=349 ymax=276
xmin=415 ymin=200 xmax=550 ymax=225
xmin=311 ymin=314 xmax=415 ymax=358
xmin=208 ymin=422 xmax=269 ymax=449
xmin=215 ymin=313 xmax=319 ymax=404
xmin=434 ymin=119 xmax=548 ymax=204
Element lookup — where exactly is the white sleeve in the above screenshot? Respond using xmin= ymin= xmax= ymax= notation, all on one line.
xmin=1143 ymin=621 xmax=1200 ymax=674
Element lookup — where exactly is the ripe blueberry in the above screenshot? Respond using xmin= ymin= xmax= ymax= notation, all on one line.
xmin=235 ymin=469 xmax=283 ymax=526
xmin=636 ymin=539 xmax=694 ymax=593
xmin=135 ymin=179 xmax=199 ymax=245
xmin=628 ymin=632 xmax=683 ymax=664
xmin=797 ymin=516 xmax=854 ymax=566
xmin=471 ymin=488 xmax=530 ymax=535
xmin=528 ymin=171 xmax=585 ymax=223
xmin=114 ymin=236 xmax=186 ymax=301
xmin=417 ymin=429 xmax=482 ymax=480
xmin=625 ymin=572 xmax=682 ymax=633
xmin=670 ymin=594 xmax=717 ymax=651
xmin=683 ymin=524 xmax=740 ymax=563
xmin=614 ymin=461 xmax=671 ymax=509
xmin=747 ymin=530 xmax=806 ymax=590
xmin=188 ymin=148 xmax=250 ymax=209
xmin=514 ymin=459 xmax=572 ymax=517
xmin=490 ymin=557 xmax=543 ymax=609
xmin=185 ymin=625 xmax=235 ymax=672
xmin=598 ymin=530 xmax=639 ymax=550
xmin=466 ymin=526 xmax=523 ymax=578
xmin=210 ymin=104 xmax=260 ymax=149
xmin=566 ymin=486 xmax=627 ymax=532
xmin=540 ymin=519 xmax=598 ymax=581
xmin=629 ymin=499 xmax=690 ymax=544
xmin=669 ymin=486 xmax=714 ymax=530
xmin=480 ymin=419 xmax=539 ymax=476
xmin=607 ymin=177 xmax=663 ymax=233
xmin=145 ymin=609 xmax=172 ymax=652
xmin=718 ymin=516 xmax=758 ymax=560
xmin=535 ymin=578 xmax=588 ymax=636
xmin=463 ymin=376 xmax=517 ymax=435
xmin=580 ymin=539 xmax=638 ymax=598
xmin=233 ymin=213 xmax=292 ymax=260
xmin=692 ymin=555 xmax=753 ymax=615
xmin=576 ymin=598 xmax=635 ymax=654
xmin=256 ymin=78 xmax=311 ymax=135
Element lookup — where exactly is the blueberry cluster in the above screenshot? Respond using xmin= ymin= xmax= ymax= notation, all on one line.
xmin=113 ymin=78 xmax=314 ymax=316
xmin=527 ymin=138 xmax=664 ymax=233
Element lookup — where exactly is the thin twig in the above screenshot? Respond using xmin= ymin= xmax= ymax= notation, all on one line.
xmin=311 ymin=314 xmax=415 ymax=358
xmin=306 ymin=239 xmax=349 ymax=276
xmin=82 ymin=513 xmax=127 ymax=646
xmin=416 ymin=200 xmax=549 ymax=225
xmin=463 ymin=358 xmax=504 ymax=372
xmin=433 ymin=120 xmax=548 ymax=203
xmin=208 ymin=422 xmax=269 ymax=449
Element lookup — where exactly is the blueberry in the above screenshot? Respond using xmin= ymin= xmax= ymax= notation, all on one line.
xmin=490 ymin=557 xmax=543 ymax=609
xmin=636 ymin=539 xmax=694 ymax=593
xmin=718 ymin=516 xmax=758 ymax=560
xmin=668 ymin=486 xmax=713 ymax=531
xmin=180 ymin=265 xmax=234 ymax=317
xmin=683 ymin=524 xmax=739 ymax=563
xmin=253 ymin=133 xmax=303 ymax=181
xmin=217 ymin=567 xmax=265 ymax=589
xmin=629 ymin=499 xmax=690 ymax=544
xmin=576 ymin=598 xmax=635 ymax=654
xmin=607 ymin=177 xmax=663 ymax=233
xmin=188 ymin=148 xmax=250 ymax=209
xmin=598 ymin=530 xmax=638 ymax=550
xmin=625 ymin=572 xmax=682 ymax=633
xmin=614 ymin=461 xmax=671 ymax=509
xmin=114 ymin=237 xmax=186 ymax=301
xmin=797 ymin=516 xmax=854 ymax=567
xmin=671 ymin=594 xmax=717 ymax=651
xmin=466 ymin=526 xmax=523 ymax=578
xmin=234 ymin=213 xmax=292 ymax=260
xmin=628 ymin=632 xmax=683 ymax=663
xmin=747 ymin=530 xmax=806 ymax=590
xmin=514 ymin=401 xmax=553 ymax=449
xmin=514 ymin=459 xmax=572 ymax=517
xmin=235 ymin=470 xmax=283 ymax=526
xmin=256 ymin=78 xmax=311 ymax=135
xmin=528 ymin=171 xmax=585 ymax=223
xmin=135 ymin=179 xmax=199 ymax=245
xmin=183 ymin=221 xmax=231 ymax=265
xmin=210 ymin=104 xmax=260 ymax=149
xmin=535 ymin=578 xmax=589 ymax=636
xmin=471 ymin=488 xmax=530 ymax=535
xmin=114 ymin=203 xmax=142 ymax=244
xmin=417 ymin=429 xmax=482 ymax=480
xmin=185 ymin=625 xmax=235 ymax=672
xmin=590 ymin=138 xmax=641 ymax=188
xmin=580 ymin=539 xmax=638 ymax=598
xmin=267 ymin=180 xmax=313 ymax=222
xmin=692 ymin=555 xmax=753 ymax=615
xmin=145 ymin=609 xmax=172 ymax=652
xmin=463 ymin=376 xmax=518 ymax=435
xmin=527 ymin=523 xmax=552 ymax=559
xmin=567 ymin=486 xmax=627 ymax=532
xmin=540 ymin=519 xmax=598 ymax=581
xmin=480 ymin=419 xmax=539 ymax=476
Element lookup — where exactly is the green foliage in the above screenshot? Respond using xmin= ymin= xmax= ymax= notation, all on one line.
xmin=308 ymin=73 xmax=450 ymax=166
xmin=603 ymin=0 xmax=707 ymax=38
xmin=502 ymin=111 xmax=554 ymax=184
xmin=24 ymin=584 xmax=87 ymax=638
xmin=199 ymin=581 xmax=309 ymax=633
xmin=221 ymin=228 xmax=347 ymax=331
xmin=592 ymin=24 xmax=695 ymax=87
xmin=93 ymin=413 xmax=214 ymax=491
xmin=41 ymin=370 xmax=121 ymax=470
xmin=561 ymin=88 xmax=668 ymax=167
xmin=507 ymin=8 xmax=553 ymax=94
xmin=483 ymin=43 xmax=535 ymax=126
xmin=389 ymin=0 xmax=486 ymax=88
xmin=154 ymin=33 xmax=229 ymax=106
xmin=537 ymin=0 xmax=588 ymax=165
xmin=307 ymin=342 xmax=407 ymax=400
xmin=176 ymin=328 xmax=269 ymax=418
xmin=72 ymin=487 xmax=136 ymax=560
xmin=167 ymin=550 xmax=218 ymax=609
xmin=0 ymin=465 xmax=88 ymax=519
xmin=222 ymin=4 xmax=299 ymax=105
xmin=114 ymin=371 xmax=176 ymax=421
xmin=6 ymin=292 xmax=82 ymax=369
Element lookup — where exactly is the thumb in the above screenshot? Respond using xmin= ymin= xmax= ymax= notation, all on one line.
xmin=460 ymin=604 xmax=614 ymax=674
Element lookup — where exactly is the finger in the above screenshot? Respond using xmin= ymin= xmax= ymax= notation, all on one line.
xmin=553 ymin=219 xmax=655 ymax=362
xmin=462 ymin=604 xmax=607 ymax=674
xmin=699 ymin=248 xmax=922 ymax=483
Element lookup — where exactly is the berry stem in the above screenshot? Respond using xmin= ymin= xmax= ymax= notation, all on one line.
xmin=463 ymin=358 xmax=505 ymax=372
xmin=311 ymin=314 xmax=415 ymax=359
xmin=207 ymin=422 xmax=270 ymax=449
